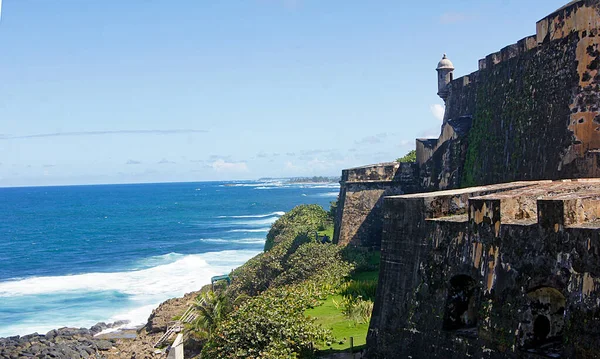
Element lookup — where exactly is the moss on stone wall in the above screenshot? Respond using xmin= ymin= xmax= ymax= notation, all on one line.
xmin=442 ymin=33 xmax=581 ymax=188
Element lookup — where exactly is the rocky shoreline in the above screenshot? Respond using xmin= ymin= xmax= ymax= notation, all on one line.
xmin=0 ymin=322 xmax=128 ymax=359
xmin=0 ymin=289 xmax=204 ymax=359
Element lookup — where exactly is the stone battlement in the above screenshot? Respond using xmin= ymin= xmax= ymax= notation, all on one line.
xmin=334 ymin=162 xmax=419 ymax=247
xmin=367 ymin=179 xmax=600 ymax=358
xmin=333 ymin=2 xmax=600 ymax=357
xmin=336 ymin=0 xmax=600 ymax=251
xmin=471 ymin=0 xmax=599 ymax=72
xmin=341 ymin=162 xmax=404 ymax=183
xmin=477 ymin=36 xmax=539 ymax=71
xmin=427 ymin=0 xmax=600 ymax=188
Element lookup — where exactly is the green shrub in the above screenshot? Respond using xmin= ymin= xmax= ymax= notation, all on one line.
xmin=189 ymin=203 xmax=364 ymax=358
xmin=339 ymin=279 xmax=378 ymax=302
xmin=341 ymin=246 xmax=380 ymax=272
xmin=336 ymin=296 xmax=374 ymax=324
xmin=228 ymin=231 xmax=313 ymax=297
xmin=264 ymin=205 xmax=329 ymax=251
xmin=396 ymin=149 xmax=416 ymax=163
xmin=201 ymin=283 xmax=332 ymax=359
xmin=272 ymin=242 xmax=350 ymax=287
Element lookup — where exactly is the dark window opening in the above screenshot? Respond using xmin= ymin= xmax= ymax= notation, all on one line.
xmin=519 ymin=287 xmax=565 ymax=357
xmin=533 ymin=315 xmax=551 ymax=342
xmin=443 ymin=275 xmax=478 ymax=332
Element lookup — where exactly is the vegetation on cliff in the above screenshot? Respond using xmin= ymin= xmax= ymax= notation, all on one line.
xmin=263 ymin=204 xmax=330 ymax=251
xmin=396 ymin=149 xmax=416 ymax=163
xmin=184 ymin=203 xmax=378 ymax=358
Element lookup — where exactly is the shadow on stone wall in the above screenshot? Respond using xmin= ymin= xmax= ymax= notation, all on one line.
xmin=335 ymin=163 xmax=419 ymax=248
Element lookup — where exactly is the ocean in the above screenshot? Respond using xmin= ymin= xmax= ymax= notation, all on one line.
xmin=0 ymin=180 xmax=339 ymax=337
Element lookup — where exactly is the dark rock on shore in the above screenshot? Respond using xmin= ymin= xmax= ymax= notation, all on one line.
xmin=0 ymin=287 xmax=210 ymax=359
xmin=0 ymin=322 xmax=128 ymax=359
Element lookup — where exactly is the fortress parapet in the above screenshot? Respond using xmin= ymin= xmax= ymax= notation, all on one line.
xmin=336 ymin=0 xmax=600 ymax=248
xmin=368 ymin=179 xmax=600 ymax=358
xmin=333 ymin=2 xmax=600 ymax=357
xmin=333 ymin=162 xmax=419 ymax=247
xmin=418 ymin=0 xmax=600 ymax=190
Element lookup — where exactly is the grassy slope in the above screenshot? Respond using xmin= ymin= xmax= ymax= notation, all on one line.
xmin=305 ymin=294 xmax=369 ymax=351
xmin=305 ymin=241 xmax=380 ymax=354
xmin=317 ymin=226 xmax=334 ymax=239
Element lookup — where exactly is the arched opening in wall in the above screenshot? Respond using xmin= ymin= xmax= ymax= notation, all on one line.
xmin=518 ymin=287 xmax=566 ymax=356
xmin=443 ymin=275 xmax=479 ymax=334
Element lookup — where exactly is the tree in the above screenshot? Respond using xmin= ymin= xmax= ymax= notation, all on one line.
xmin=187 ymin=290 xmax=232 ymax=340
xmin=264 ymin=204 xmax=328 ymax=251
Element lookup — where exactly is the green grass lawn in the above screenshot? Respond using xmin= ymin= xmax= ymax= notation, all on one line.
xmin=317 ymin=225 xmax=334 ymax=239
xmin=351 ymin=270 xmax=378 ymax=282
xmin=305 ymin=295 xmax=369 ymax=353
xmin=305 ymin=247 xmax=380 ymax=354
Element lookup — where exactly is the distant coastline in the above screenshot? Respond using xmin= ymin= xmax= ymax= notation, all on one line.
xmin=256 ymin=176 xmax=340 ymax=184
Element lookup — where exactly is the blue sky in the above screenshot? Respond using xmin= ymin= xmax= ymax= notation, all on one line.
xmin=0 ymin=0 xmax=568 ymax=186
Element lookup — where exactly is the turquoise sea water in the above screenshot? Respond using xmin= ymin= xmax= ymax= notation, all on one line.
xmin=0 ymin=180 xmax=339 ymax=337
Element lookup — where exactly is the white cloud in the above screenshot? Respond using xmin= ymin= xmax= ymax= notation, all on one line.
xmin=355 ymin=133 xmax=388 ymax=146
xmin=419 ymin=127 xmax=441 ymax=139
xmin=430 ymin=104 xmax=445 ymax=122
xmin=284 ymin=161 xmax=300 ymax=170
xmin=440 ymin=12 xmax=475 ymax=24
xmin=307 ymin=158 xmax=328 ymax=170
xmin=211 ymin=159 xmax=249 ymax=173
xmin=0 ymin=129 xmax=207 ymax=140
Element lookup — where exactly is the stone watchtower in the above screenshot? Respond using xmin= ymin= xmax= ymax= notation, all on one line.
xmin=436 ymin=54 xmax=454 ymax=102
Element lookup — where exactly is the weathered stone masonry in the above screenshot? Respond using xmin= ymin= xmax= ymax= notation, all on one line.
xmin=367 ymin=180 xmax=600 ymax=358
xmin=428 ymin=0 xmax=600 ymax=189
xmin=333 ymin=162 xmax=418 ymax=247
xmin=336 ymin=1 xmax=600 ymax=250
xmin=332 ymin=1 xmax=600 ymax=357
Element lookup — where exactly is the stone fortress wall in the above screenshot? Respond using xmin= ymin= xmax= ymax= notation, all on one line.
xmin=332 ymin=1 xmax=600 ymax=357
xmin=424 ymin=0 xmax=600 ymax=189
xmin=367 ymin=180 xmax=600 ymax=358
xmin=333 ymin=162 xmax=418 ymax=247
xmin=335 ymin=0 xmax=600 ymax=247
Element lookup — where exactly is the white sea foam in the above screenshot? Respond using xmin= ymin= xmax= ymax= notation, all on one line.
xmin=300 ymin=183 xmax=340 ymax=189
xmin=232 ymin=217 xmax=280 ymax=226
xmin=0 ymin=249 xmax=260 ymax=336
xmin=312 ymin=192 xmax=340 ymax=198
xmin=0 ymin=250 xmax=256 ymax=298
xmin=217 ymin=211 xmax=285 ymax=219
xmin=219 ymin=182 xmax=284 ymax=188
xmin=199 ymin=238 xmax=265 ymax=244
xmin=254 ymin=185 xmax=291 ymax=190
xmin=228 ymin=228 xmax=270 ymax=233
xmin=105 ymin=304 xmax=159 ymax=330
xmin=133 ymin=252 xmax=185 ymax=269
